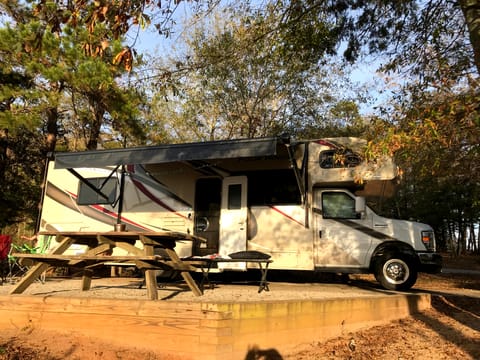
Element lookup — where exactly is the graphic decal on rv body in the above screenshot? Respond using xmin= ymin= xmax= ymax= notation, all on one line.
xmin=45 ymin=182 xmax=148 ymax=231
xmin=333 ymin=218 xmax=398 ymax=241
xmin=127 ymin=164 xmax=192 ymax=211
xmin=270 ymin=206 xmax=305 ymax=227
xmin=45 ymin=173 xmax=191 ymax=231
xmin=314 ymin=139 xmax=338 ymax=149
xmin=129 ymin=177 xmax=190 ymax=220
xmin=126 ymin=164 xmax=191 ymax=221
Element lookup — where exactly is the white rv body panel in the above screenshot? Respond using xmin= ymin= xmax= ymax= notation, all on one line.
xmin=247 ymin=206 xmax=313 ymax=270
xmin=40 ymin=163 xmax=194 ymax=256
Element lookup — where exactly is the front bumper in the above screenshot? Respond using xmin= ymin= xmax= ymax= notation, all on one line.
xmin=417 ymin=252 xmax=443 ymax=273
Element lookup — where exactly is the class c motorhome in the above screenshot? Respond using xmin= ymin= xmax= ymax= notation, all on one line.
xmin=38 ymin=136 xmax=442 ymax=290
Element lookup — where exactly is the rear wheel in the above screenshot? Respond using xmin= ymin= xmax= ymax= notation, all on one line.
xmin=374 ymin=254 xmax=418 ymax=291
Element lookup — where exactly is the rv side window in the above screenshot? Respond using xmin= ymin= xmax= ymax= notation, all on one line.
xmin=228 ymin=184 xmax=242 ymax=209
xmin=322 ymin=192 xmax=357 ymax=219
xmin=77 ymin=177 xmax=117 ymax=205
xmin=247 ymin=170 xmax=301 ymax=205
xmin=319 ymin=150 xmax=362 ymax=169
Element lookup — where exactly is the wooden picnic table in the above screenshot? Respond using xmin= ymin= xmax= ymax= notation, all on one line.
xmin=8 ymin=231 xmax=206 ymax=300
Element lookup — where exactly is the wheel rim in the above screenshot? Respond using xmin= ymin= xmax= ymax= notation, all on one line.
xmin=383 ymin=259 xmax=409 ymax=284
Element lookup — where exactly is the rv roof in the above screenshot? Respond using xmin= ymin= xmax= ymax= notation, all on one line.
xmin=53 ymin=137 xmax=280 ymax=169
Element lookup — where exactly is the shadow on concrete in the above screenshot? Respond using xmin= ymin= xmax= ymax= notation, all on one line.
xmin=408 ymin=291 xmax=480 ymax=359
xmin=202 ymin=269 xmax=358 ymax=285
xmin=192 ymin=269 xmax=401 ymax=296
xmin=432 ymin=271 xmax=480 ymax=291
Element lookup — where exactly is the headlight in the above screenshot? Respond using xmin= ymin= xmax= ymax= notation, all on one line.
xmin=421 ymin=230 xmax=435 ymax=251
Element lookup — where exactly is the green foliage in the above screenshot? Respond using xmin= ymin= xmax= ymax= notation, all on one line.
xmin=0 ymin=1 xmax=148 ymax=231
xmin=0 ymin=126 xmax=45 ymax=229
xmin=370 ymin=82 xmax=480 ymax=251
xmin=329 ymin=0 xmax=475 ymax=82
xmin=147 ymin=4 xmax=366 ymax=142
xmin=297 ymin=100 xmax=368 ymax=139
xmin=0 ymin=0 xmax=148 ymax=149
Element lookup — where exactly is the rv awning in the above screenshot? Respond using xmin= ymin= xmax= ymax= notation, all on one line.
xmin=53 ymin=137 xmax=279 ymax=169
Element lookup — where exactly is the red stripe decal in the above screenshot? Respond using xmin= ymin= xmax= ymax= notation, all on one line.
xmin=270 ymin=206 xmax=304 ymax=227
xmin=66 ymin=191 xmax=149 ymax=230
xmin=131 ymin=178 xmax=189 ymax=220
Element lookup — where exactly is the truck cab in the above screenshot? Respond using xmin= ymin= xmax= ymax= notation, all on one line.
xmin=313 ymin=188 xmax=442 ymax=290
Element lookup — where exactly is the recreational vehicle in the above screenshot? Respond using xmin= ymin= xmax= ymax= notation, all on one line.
xmin=37 ymin=136 xmax=442 ymax=290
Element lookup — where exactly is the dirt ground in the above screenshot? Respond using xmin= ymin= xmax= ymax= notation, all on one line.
xmin=0 ymin=254 xmax=479 ymax=360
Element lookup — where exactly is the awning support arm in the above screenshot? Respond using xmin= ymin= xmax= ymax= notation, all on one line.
xmin=285 ymin=143 xmax=306 ymax=203
xmin=116 ymin=165 xmax=126 ymax=225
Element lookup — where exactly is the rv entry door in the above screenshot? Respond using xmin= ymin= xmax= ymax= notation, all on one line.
xmin=219 ymin=176 xmax=248 ymax=268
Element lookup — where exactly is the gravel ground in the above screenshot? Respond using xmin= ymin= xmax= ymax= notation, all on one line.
xmin=0 ymin=272 xmax=392 ymax=302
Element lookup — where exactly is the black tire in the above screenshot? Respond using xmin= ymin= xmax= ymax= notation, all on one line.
xmin=374 ymin=254 xmax=418 ymax=291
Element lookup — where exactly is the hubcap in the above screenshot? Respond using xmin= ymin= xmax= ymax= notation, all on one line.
xmin=384 ymin=259 xmax=409 ymax=284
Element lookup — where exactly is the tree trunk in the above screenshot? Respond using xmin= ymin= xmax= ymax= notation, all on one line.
xmin=86 ymin=96 xmax=106 ymax=151
xmin=458 ymin=0 xmax=480 ymax=75
xmin=45 ymin=107 xmax=58 ymax=154
xmin=86 ymin=117 xmax=102 ymax=150
xmin=0 ymin=128 xmax=8 ymax=182
xmin=86 ymin=104 xmax=104 ymax=150
xmin=468 ymin=222 xmax=478 ymax=253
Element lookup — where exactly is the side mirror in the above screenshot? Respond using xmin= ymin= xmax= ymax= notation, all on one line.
xmin=355 ymin=196 xmax=366 ymax=215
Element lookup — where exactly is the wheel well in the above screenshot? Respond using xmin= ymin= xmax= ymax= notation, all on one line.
xmin=370 ymin=242 xmax=419 ymax=270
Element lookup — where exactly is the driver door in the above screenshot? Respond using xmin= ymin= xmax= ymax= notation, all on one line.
xmin=314 ymin=189 xmax=373 ymax=268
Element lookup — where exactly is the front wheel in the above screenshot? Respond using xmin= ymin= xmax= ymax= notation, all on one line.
xmin=374 ymin=254 xmax=418 ymax=291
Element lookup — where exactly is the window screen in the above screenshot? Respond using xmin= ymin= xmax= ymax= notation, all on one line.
xmin=77 ymin=177 xmax=117 ymax=205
